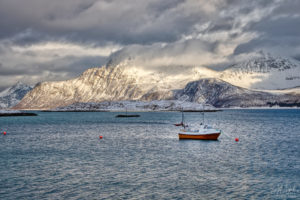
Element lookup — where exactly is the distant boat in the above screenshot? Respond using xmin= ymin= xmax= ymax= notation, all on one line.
xmin=178 ymin=105 xmax=221 ymax=140
xmin=115 ymin=114 xmax=140 ymax=118
xmin=115 ymin=108 xmax=140 ymax=118
xmin=174 ymin=111 xmax=185 ymax=126
xmin=174 ymin=122 xmax=184 ymax=126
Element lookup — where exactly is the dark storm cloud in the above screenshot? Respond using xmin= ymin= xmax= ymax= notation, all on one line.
xmin=293 ymin=54 xmax=300 ymax=62
xmin=254 ymin=17 xmax=300 ymax=37
xmin=0 ymin=0 xmax=101 ymax=46
xmin=0 ymin=63 xmax=29 ymax=76
xmin=270 ymin=0 xmax=300 ymax=15
xmin=0 ymin=0 xmax=297 ymax=47
xmin=0 ymin=0 xmax=217 ymax=45
xmin=233 ymin=1 xmax=300 ymax=57
xmin=0 ymin=53 xmax=108 ymax=91
xmin=39 ymin=55 xmax=107 ymax=75
xmin=1 ymin=54 xmax=106 ymax=76
xmin=208 ymin=22 xmax=233 ymax=33
xmin=9 ymin=29 xmax=51 ymax=46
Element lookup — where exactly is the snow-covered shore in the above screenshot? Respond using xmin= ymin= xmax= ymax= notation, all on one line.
xmin=0 ymin=110 xmax=21 ymax=113
xmin=48 ymin=100 xmax=218 ymax=112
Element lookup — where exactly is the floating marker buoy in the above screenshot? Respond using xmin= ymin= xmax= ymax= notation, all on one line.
xmin=235 ymin=138 xmax=239 ymax=142
xmin=99 ymin=136 xmax=103 ymax=139
xmin=3 ymin=131 xmax=7 ymax=135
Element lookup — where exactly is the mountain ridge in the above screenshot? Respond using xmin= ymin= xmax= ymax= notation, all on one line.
xmin=175 ymin=78 xmax=300 ymax=107
xmin=220 ymin=54 xmax=300 ymax=89
xmin=14 ymin=53 xmax=300 ymax=110
xmin=0 ymin=82 xmax=33 ymax=109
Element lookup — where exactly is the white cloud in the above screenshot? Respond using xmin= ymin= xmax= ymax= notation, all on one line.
xmin=11 ymin=41 xmax=121 ymax=61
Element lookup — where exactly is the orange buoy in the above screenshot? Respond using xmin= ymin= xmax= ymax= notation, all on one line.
xmin=235 ymin=138 xmax=239 ymax=142
xmin=99 ymin=136 xmax=103 ymax=139
xmin=3 ymin=131 xmax=7 ymax=135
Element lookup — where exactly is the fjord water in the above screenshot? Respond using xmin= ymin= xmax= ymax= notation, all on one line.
xmin=0 ymin=110 xmax=299 ymax=199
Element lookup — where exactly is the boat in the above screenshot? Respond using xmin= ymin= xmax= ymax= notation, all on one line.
xmin=174 ymin=111 xmax=185 ymax=126
xmin=115 ymin=114 xmax=140 ymax=118
xmin=178 ymin=124 xmax=221 ymax=140
xmin=174 ymin=122 xmax=184 ymax=126
xmin=178 ymin=106 xmax=221 ymax=140
xmin=115 ymin=108 xmax=140 ymax=118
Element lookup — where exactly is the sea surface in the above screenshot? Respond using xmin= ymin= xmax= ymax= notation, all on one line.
xmin=0 ymin=109 xmax=299 ymax=199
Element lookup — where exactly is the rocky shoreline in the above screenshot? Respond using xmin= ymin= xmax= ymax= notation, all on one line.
xmin=0 ymin=113 xmax=37 ymax=117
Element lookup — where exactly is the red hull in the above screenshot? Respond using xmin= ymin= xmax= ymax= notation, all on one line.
xmin=178 ymin=132 xmax=220 ymax=140
xmin=174 ymin=122 xmax=184 ymax=126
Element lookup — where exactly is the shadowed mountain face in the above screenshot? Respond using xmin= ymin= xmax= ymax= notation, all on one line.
xmin=175 ymin=79 xmax=300 ymax=108
xmin=0 ymin=82 xmax=33 ymax=109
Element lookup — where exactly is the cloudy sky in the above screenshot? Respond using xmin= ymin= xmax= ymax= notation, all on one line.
xmin=0 ymin=0 xmax=300 ymax=91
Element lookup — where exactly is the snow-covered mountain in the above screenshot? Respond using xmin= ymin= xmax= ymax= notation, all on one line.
xmin=50 ymin=79 xmax=300 ymax=110
xmin=175 ymin=78 xmax=300 ymax=107
xmin=14 ymin=52 xmax=300 ymax=110
xmin=220 ymin=53 xmax=300 ymax=90
xmin=0 ymin=82 xmax=33 ymax=109
xmin=14 ymin=62 xmax=217 ymax=109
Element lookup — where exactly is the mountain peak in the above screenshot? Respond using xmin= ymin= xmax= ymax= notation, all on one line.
xmin=220 ymin=52 xmax=300 ymax=90
xmin=10 ymin=81 xmax=30 ymax=90
xmin=0 ymin=82 xmax=33 ymax=109
xmin=230 ymin=52 xmax=299 ymax=73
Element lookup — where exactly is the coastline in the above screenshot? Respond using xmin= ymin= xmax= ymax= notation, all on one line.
xmin=2 ymin=106 xmax=299 ymax=114
xmin=0 ymin=113 xmax=37 ymax=117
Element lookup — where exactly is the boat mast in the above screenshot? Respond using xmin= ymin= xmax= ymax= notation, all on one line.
xmin=202 ymin=104 xmax=205 ymax=125
xmin=182 ymin=109 xmax=184 ymax=125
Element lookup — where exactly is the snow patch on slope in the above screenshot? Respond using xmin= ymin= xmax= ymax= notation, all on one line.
xmin=220 ymin=53 xmax=300 ymax=89
xmin=0 ymin=110 xmax=21 ymax=113
xmin=51 ymin=100 xmax=216 ymax=111
xmin=175 ymin=78 xmax=300 ymax=108
xmin=261 ymin=87 xmax=300 ymax=95
xmin=0 ymin=82 xmax=33 ymax=108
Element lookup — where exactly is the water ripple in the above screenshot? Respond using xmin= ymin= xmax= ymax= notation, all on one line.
xmin=0 ymin=110 xmax=299 ymax=199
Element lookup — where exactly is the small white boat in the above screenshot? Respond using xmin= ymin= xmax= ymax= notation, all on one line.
xmin=177 ymin=105 xmax=221 ymax=140
xmin=178 ymin=124 xmax=221 ymax=140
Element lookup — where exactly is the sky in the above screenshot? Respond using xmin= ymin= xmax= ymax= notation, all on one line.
xmin=0 ymin=0 xmax=300 ymax=91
